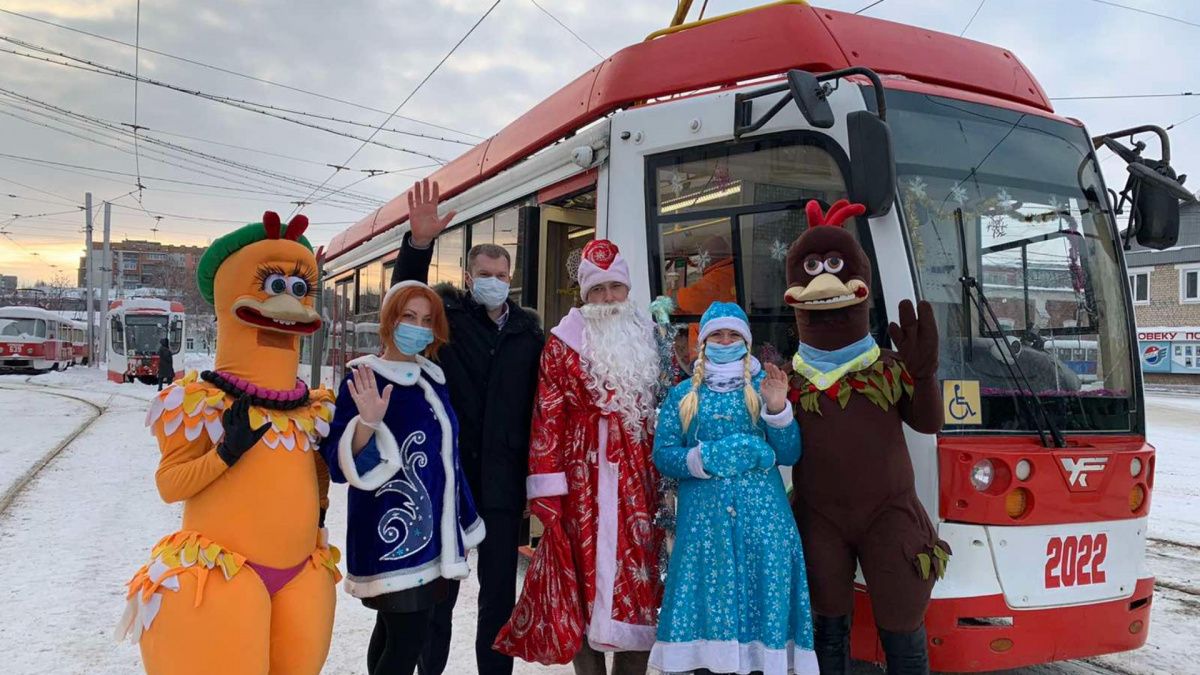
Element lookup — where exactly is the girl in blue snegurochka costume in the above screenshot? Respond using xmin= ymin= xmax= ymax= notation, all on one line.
xmin=650 ymin=302 xmax=818 ymax=675
xmin=319 ymin=280 xmax=484 ymax=675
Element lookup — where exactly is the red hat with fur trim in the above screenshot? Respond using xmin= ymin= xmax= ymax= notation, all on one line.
xmin=578 ymin=239 xmax=631 ymax=299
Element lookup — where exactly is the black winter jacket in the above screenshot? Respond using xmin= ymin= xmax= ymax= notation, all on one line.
xmin=390 ymin=232 xmax=544 ymax=512
xmin=157 ymin=344 xmax=175 ymax=381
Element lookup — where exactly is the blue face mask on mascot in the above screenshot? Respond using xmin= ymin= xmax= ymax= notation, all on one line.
xmin=706 ymin=341 xmax=747 ymax=364
xmin=393 ymin=322 xmax=434 ymax=356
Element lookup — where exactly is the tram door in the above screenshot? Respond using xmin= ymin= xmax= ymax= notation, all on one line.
xmin=331 ymin=278 xmax=354 ymax=383
xmin=520 ymin=190 xmax=595 ymax=550
xmin=534 ymin=189 xmax=596 ymax=329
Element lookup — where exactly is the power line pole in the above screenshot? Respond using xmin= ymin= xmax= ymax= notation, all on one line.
xmin=84 ymin=192 xmax=95 ymax=368
xmin=100 ymin=201 xmax=111 ymax=368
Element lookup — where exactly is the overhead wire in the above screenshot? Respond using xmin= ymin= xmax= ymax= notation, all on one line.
xmin=0 ymin=151 xmax=386 ymax=212
xmin=0 ymin=38 xmax=453 ymax=163
xmin=529 ymin=0 xmax=604 ymax=59
xmin=960 ymin=0 xmax=986 ymax=37
xmin=1088 ymin=0 xmax=1200 ymax=29
xmin=0 ymin=7 xmax=486 ymax=139
xmin=1052 ymin=91 xmax=1197 ymax=101
xmin=854 ymin=0 xmax=886 ymax=13
xmin=292 ymin=0 xmax=503 ymax=217
xmin=0 ymin=89 xmax=390 ymax=208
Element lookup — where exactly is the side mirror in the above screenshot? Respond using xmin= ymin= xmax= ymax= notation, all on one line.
xmin=1131 ymin=173 xmax=1181 ymax=250
xmin=786 ymin=70 xmax=835 ymax=129
xmin=847 ymin=110 xmax=896 ymax=217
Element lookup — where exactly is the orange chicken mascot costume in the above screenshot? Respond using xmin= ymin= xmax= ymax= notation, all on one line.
xmin=117 ymin=212 xmax=340 ymax=675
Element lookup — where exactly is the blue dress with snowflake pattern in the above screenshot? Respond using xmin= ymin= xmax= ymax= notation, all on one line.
xmin=650 ymin=371 xmax=818 ymax=675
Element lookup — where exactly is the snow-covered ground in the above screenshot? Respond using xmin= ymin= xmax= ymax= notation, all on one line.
xmin=0 ymin=372 xmax=1194 ymax=674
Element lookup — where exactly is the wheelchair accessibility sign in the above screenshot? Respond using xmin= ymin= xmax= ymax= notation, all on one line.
xmin=943 ymin=380 xmax=982 ymax=425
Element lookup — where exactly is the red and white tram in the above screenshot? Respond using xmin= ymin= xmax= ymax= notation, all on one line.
xmin=107 ymin=298 xmax=185 ymax=384
xmin=0 ymin=306 xmax=76 ymax=372
xmin=67 ymin=319 xmax=89 ymax=366
xmin=309 ymin=3 xmax=1191 ymax=670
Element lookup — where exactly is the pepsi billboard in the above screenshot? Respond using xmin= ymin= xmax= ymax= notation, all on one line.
xmin=1139 ymin=342 xmax=1171 ymax=373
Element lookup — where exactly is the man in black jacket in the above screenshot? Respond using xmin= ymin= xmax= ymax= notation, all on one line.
xmin=392 ymin=180 xmax=545 ymax=675
xmin=156 ymin=337 xmax=174 ymax=391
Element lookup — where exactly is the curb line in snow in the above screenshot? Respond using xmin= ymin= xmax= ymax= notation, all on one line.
xmin=0 ymin=384 xmax=103 ymax=516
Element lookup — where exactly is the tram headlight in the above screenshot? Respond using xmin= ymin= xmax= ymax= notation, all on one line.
xmin=970 ymin=459 xmax=994 ymax=492
xmin=1130 ymin=457 xmax=1143 ymax=478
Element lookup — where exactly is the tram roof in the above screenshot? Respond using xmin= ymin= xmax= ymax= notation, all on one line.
xmin=0 ymin=306 xmax=75 ymax=322
xmin=110 ymin=298 xmax=185 ymax=314
xmin=325 ymin=1 xmax=1051 ymax=262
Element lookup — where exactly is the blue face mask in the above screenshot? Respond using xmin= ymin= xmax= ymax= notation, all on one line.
xmin=470 ymin=275 xmax=510 ymax=310
xmin=706 ymin=341 xmax=747 ymax=364
xmin=392 ymin=322 xmax=434 ymax=356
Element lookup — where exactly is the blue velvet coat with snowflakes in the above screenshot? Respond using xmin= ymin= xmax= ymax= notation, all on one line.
xmin=319 ymin=355 xmax=485 ymax=599
xmin=650 ymin=370 xmax=818 ymax=675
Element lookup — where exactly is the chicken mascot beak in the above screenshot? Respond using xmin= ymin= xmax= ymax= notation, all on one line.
xmin=784 ymin=273 xmax=869 ymax=311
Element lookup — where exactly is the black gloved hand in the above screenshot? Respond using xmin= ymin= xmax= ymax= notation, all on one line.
xmin=216 ymin=396 xmax=270 ymax=467
xmin=319 ymin=507 xmax=328 ymax=528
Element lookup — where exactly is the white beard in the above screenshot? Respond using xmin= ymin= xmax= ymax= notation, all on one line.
xmin=579 ymin=299 xmax=660 ymax=441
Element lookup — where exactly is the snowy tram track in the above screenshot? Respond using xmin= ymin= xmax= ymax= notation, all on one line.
xmin=0 ymin=383 xmax=106 ymax=515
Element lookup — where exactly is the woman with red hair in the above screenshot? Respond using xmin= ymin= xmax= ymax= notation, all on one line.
xmin=319 ymin=280 xmax=485 ymax=675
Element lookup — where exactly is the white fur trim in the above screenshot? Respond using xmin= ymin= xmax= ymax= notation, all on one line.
xmin=338 ymin=415 xmax=402 ymax=491
xmin=586 ymin=416 xmax=657 ymax=652
xmin=650 ymin=639 xmax=820 ymax=675
xmin=349 ymin=353 xmax=445 ymax=385
xmin=698 ymin=315 xmax=752 ymax=346
xmin=526 ymin=472 xmax=568 ymax=498
xmin=685 ymin=445 xmax=710 ymax=479
xmin=383 ymin=280 xmax=434 ymax=311
xmin=578 ymin=253 xmax=631 ymax=299
xmin=417 ymin=370 xmax=470 ymax=588
xmin=462 ymin=516 xmax=487 ymax=549
xmin=761 ymin=400 xmax=795 ymax=429
xmin=344 ymin=559 xmax=468 ymax=598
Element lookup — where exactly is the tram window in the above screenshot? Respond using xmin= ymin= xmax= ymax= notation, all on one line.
xmin=656 ymin=143 xmax=844 ymax=217
xmin=437 ymin=227 xmax=465 ymax=288
xmin=357 ymin=262 xmax=382 ymax=314
xmin=660 ymin=216 xmax=737 ymax=314
xmin=648 ymin=132 xmax=870 ymax=364
xmin=170 ymin=319 xmax=184 ymax=353
xmin=494 ymin=207 xmax=523 ymax=298
xmin=111 ymin=317 xmax=125 ymax=355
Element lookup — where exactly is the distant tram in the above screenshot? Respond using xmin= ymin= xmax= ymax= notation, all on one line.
xmin=0 ymin=306 xmax=76 ymax=372
xmin=107 ymin=298 xmax=185 ymax=384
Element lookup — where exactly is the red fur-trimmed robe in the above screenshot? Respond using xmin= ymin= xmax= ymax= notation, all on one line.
xmin=496 ymin=309 xmax=662 ymax=663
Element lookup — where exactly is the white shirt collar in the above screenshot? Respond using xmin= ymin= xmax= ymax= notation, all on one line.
xmin=347 ymin=353 xmax=446 ymax=386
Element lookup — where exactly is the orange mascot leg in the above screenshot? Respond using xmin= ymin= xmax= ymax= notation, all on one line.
xmin=267 ymin=563 xmax=337 ymax=675
xmin=138 ymin=571 xmax=272 ymax=675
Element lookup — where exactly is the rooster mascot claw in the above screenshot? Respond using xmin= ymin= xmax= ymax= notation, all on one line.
xmin=786 ymin=200 xmax=950 ymax=675
xmin=117 ymin=212 xmax=340 ymax=675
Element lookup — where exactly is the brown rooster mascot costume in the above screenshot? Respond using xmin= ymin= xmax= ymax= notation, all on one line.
xmin=117 ymin=212 xmax=340 ymax=675
xmin=785 ymin=200 xmax=948 ymax=675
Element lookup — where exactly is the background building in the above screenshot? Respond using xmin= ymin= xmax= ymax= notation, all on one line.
xmin=77 ymin=239 xmax=207 ymax=312
xmin=1127 ymin=202 xmax=1200 ymax=384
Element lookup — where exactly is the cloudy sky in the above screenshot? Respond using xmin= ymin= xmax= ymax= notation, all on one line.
xmin=1 ymin=0 xmax=1197 ymax=285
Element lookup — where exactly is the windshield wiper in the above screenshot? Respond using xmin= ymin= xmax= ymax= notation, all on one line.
xmin=955 ymin=208 xmax=1067 ymax=448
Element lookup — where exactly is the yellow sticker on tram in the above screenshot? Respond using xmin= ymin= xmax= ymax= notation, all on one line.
xmin=943 ymin=380 xmax=982 ymax=426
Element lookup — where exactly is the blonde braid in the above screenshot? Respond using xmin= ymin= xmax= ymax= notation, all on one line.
xmin=679 ymin=359 xmax=705 ymax=433
xmin=742 ymin=353 xmax=761 ymax=422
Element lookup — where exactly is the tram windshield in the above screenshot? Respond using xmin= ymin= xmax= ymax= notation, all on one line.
xmin=125 ymin=315 xmax=170 ymax=354
xmin=0 ymin=318 xmax=46 ymax=339
xmin=889 ymin=89 xmax=1136 ymax=433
